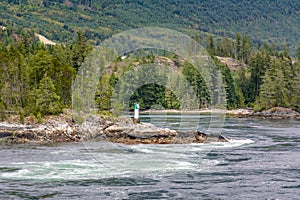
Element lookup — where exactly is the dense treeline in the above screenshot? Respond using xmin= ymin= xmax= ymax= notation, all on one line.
xmin=1 ymin=26 xmax=300 ymax=120
xmin=94 ymin=32 xmax=300 ymax=112
xmin=207 ymin=34 xmax=300 ymax=111
xmin=1 ymin=0 xmax=300 ymax=53
xmin=0 ymin=27 xmax=91 ymax=120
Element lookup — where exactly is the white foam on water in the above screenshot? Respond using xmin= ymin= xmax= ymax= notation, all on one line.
xmin=1 ymin=156 xmax=206 ymax=180
xmin=0 ymin=139 xmax=254 ymax=180
xmin=2 ymin=169 xmax=30 ymax=178
xmin=129 ymin=145 xmax=154 ymax=153
xmin=225 ymin=139 xmax=255 ymax=147
xmin=50 ymin=150 xmax=69 ymax=155
xmin=187 ymin=138 xmax=255 ymax=149
xmin=1 ymin=160 xmax=111 ymax=180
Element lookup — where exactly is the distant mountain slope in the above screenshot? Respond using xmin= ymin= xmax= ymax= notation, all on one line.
xmin=0 ymin=0 xmax=299 ymax=50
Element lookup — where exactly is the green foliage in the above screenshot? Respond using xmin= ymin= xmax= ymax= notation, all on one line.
xmin=296 ymin=43 xmax=300 ymax=59
xmin=216 ymin=37 xmax=235 ymax=58
xmin=1 ymin=8 xmax=300 ymax=116
xmin=36 ymin=111 xmax=43 ymax=123
xmin=164 ymin=88 xmax=180 ymax=110
xmin=211 ymin=33 xmax=299 ymax=110
xmin=182 ymin=61 xmax=210 ymax=108
xmin=207 ymin=36 xmax=215 ymax=56
xmin=31 ymin=74 xmax=62 ymax=115
xmin=0 ymin=0 xmax=299 ymax=53
xmin=0 ymin=101 xmax=6 ymax=121
xmin=130 ymin=84 xmax=164 ymax=110
xmin=245 ymin=50 xmax=270 ymax=104
xmin=71 ymin=31 xmax=92 ymax=71
xmin=19 ymin=108 xmax=25 ymax=124
xmin=241 ymin=35 xmax=252 ymax=64
xmin=294 ymin=63 xmax=300 ymax=111
xmin=0 ymin=26 xmax=88 ymax=116
xmin=254 ymin=57 xmax=298 ymax=111
xmin=213 ymin=58 xmax=244 ymax=109
xmin=95 ymin=74 xmax=113 ymax=111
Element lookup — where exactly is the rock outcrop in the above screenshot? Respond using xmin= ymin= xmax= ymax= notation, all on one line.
xmin=0 ymin=116 xmax=229 ymax=145
xmin=0 ymin=122 xmax=81 ymax=144
xmin=251 ymin=107 xmax=300 ymax=119
xmin=226 ymin=107 xmax=300 ymax=119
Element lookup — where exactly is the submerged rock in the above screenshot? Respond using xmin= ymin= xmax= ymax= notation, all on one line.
xmin=170 ymin=131 xmax=228 ymax=144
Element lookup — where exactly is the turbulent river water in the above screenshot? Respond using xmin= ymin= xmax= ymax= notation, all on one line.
xmin=1 ymin=113 xmax=300 ymax=199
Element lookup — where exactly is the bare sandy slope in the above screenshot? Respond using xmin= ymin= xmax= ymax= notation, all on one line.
xmin=34 ymin=33 xmax=56 ymax=45
xmin=1 ymin=25 xmax=56 ymax=45
xmin=0 ymin=25 xmax=6 ymax=31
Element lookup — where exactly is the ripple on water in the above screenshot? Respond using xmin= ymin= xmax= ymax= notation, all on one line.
xmin=0 ymin=138 xmax=255 ymax=183
xmin=2 ymin=115 xmax=300 ymax=199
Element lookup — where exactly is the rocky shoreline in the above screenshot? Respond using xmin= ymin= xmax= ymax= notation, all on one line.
xmin=1 ymin=107 xmax=298 ymax=145
xmin=0 ymin=114 xmax=228 ymax=145
xmin=226 ymin=107 xmax=300 ymax=119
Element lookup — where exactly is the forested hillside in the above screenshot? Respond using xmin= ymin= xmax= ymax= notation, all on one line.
xmin=0 ymin=1 xmax=300 ymax=119
xmin=1 ymin=26 xmax=299 ymax=119
xmin=1 ymin=0 xmax=300 ymax=52
xmin=0 ymin=27 xmax=91 ymax=120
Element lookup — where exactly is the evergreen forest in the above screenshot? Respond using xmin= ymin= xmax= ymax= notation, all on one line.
xmin=0 ymin=0 xmax=300 ymax=119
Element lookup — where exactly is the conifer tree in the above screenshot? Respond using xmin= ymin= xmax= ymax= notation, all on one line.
xmin=235 ymin=33 xmax=242 ymax=60
xmin=33 ymin=74 xmax=61 ymax=115
xmin=71 ymin=30 xmax=92 ymax=71
xmin=207 ymin=36 xmax=215 ymax=56
xmin=246 ymin=50 xmax=270 ymax=104
xmin=294 ymin=63 xmax=300 ymax=111
xmin=241 ymin=34 xmax=252 ymax=64
xmin=216 ymin=37 xmax=235 ymax=57
xmin=95 ymin=74 xmax=113 ymax=111
xmin=182 ymin=61 xmax=208 ymax=108
xmin=255 ymin=58 xmax=289 ymax=110
xmin=296 ymin=43 xmax=300 ymax=60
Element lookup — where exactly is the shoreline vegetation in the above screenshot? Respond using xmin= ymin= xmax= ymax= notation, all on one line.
xmin=1 ymin=26 xmax=300 ymax=122
xmin=0 ymin=107 xmax=299 ymax=145
xmin=1 ymin=26 xmax=300 ymax=129
xmin=1 ymin=24 xmax=300 ymax=146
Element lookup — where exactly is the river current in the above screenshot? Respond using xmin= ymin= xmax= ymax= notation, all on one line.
xmin=1 ymin=113 xmax=300 ymax=199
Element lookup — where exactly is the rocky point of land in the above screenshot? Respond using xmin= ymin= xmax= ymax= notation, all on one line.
xmin=251 ymin=107 xmax=300 ymax=119
xmin=226 ymin=107 xmax=300 ymax=119
xmin=0 ymin=111 xmax=228 ymax=145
